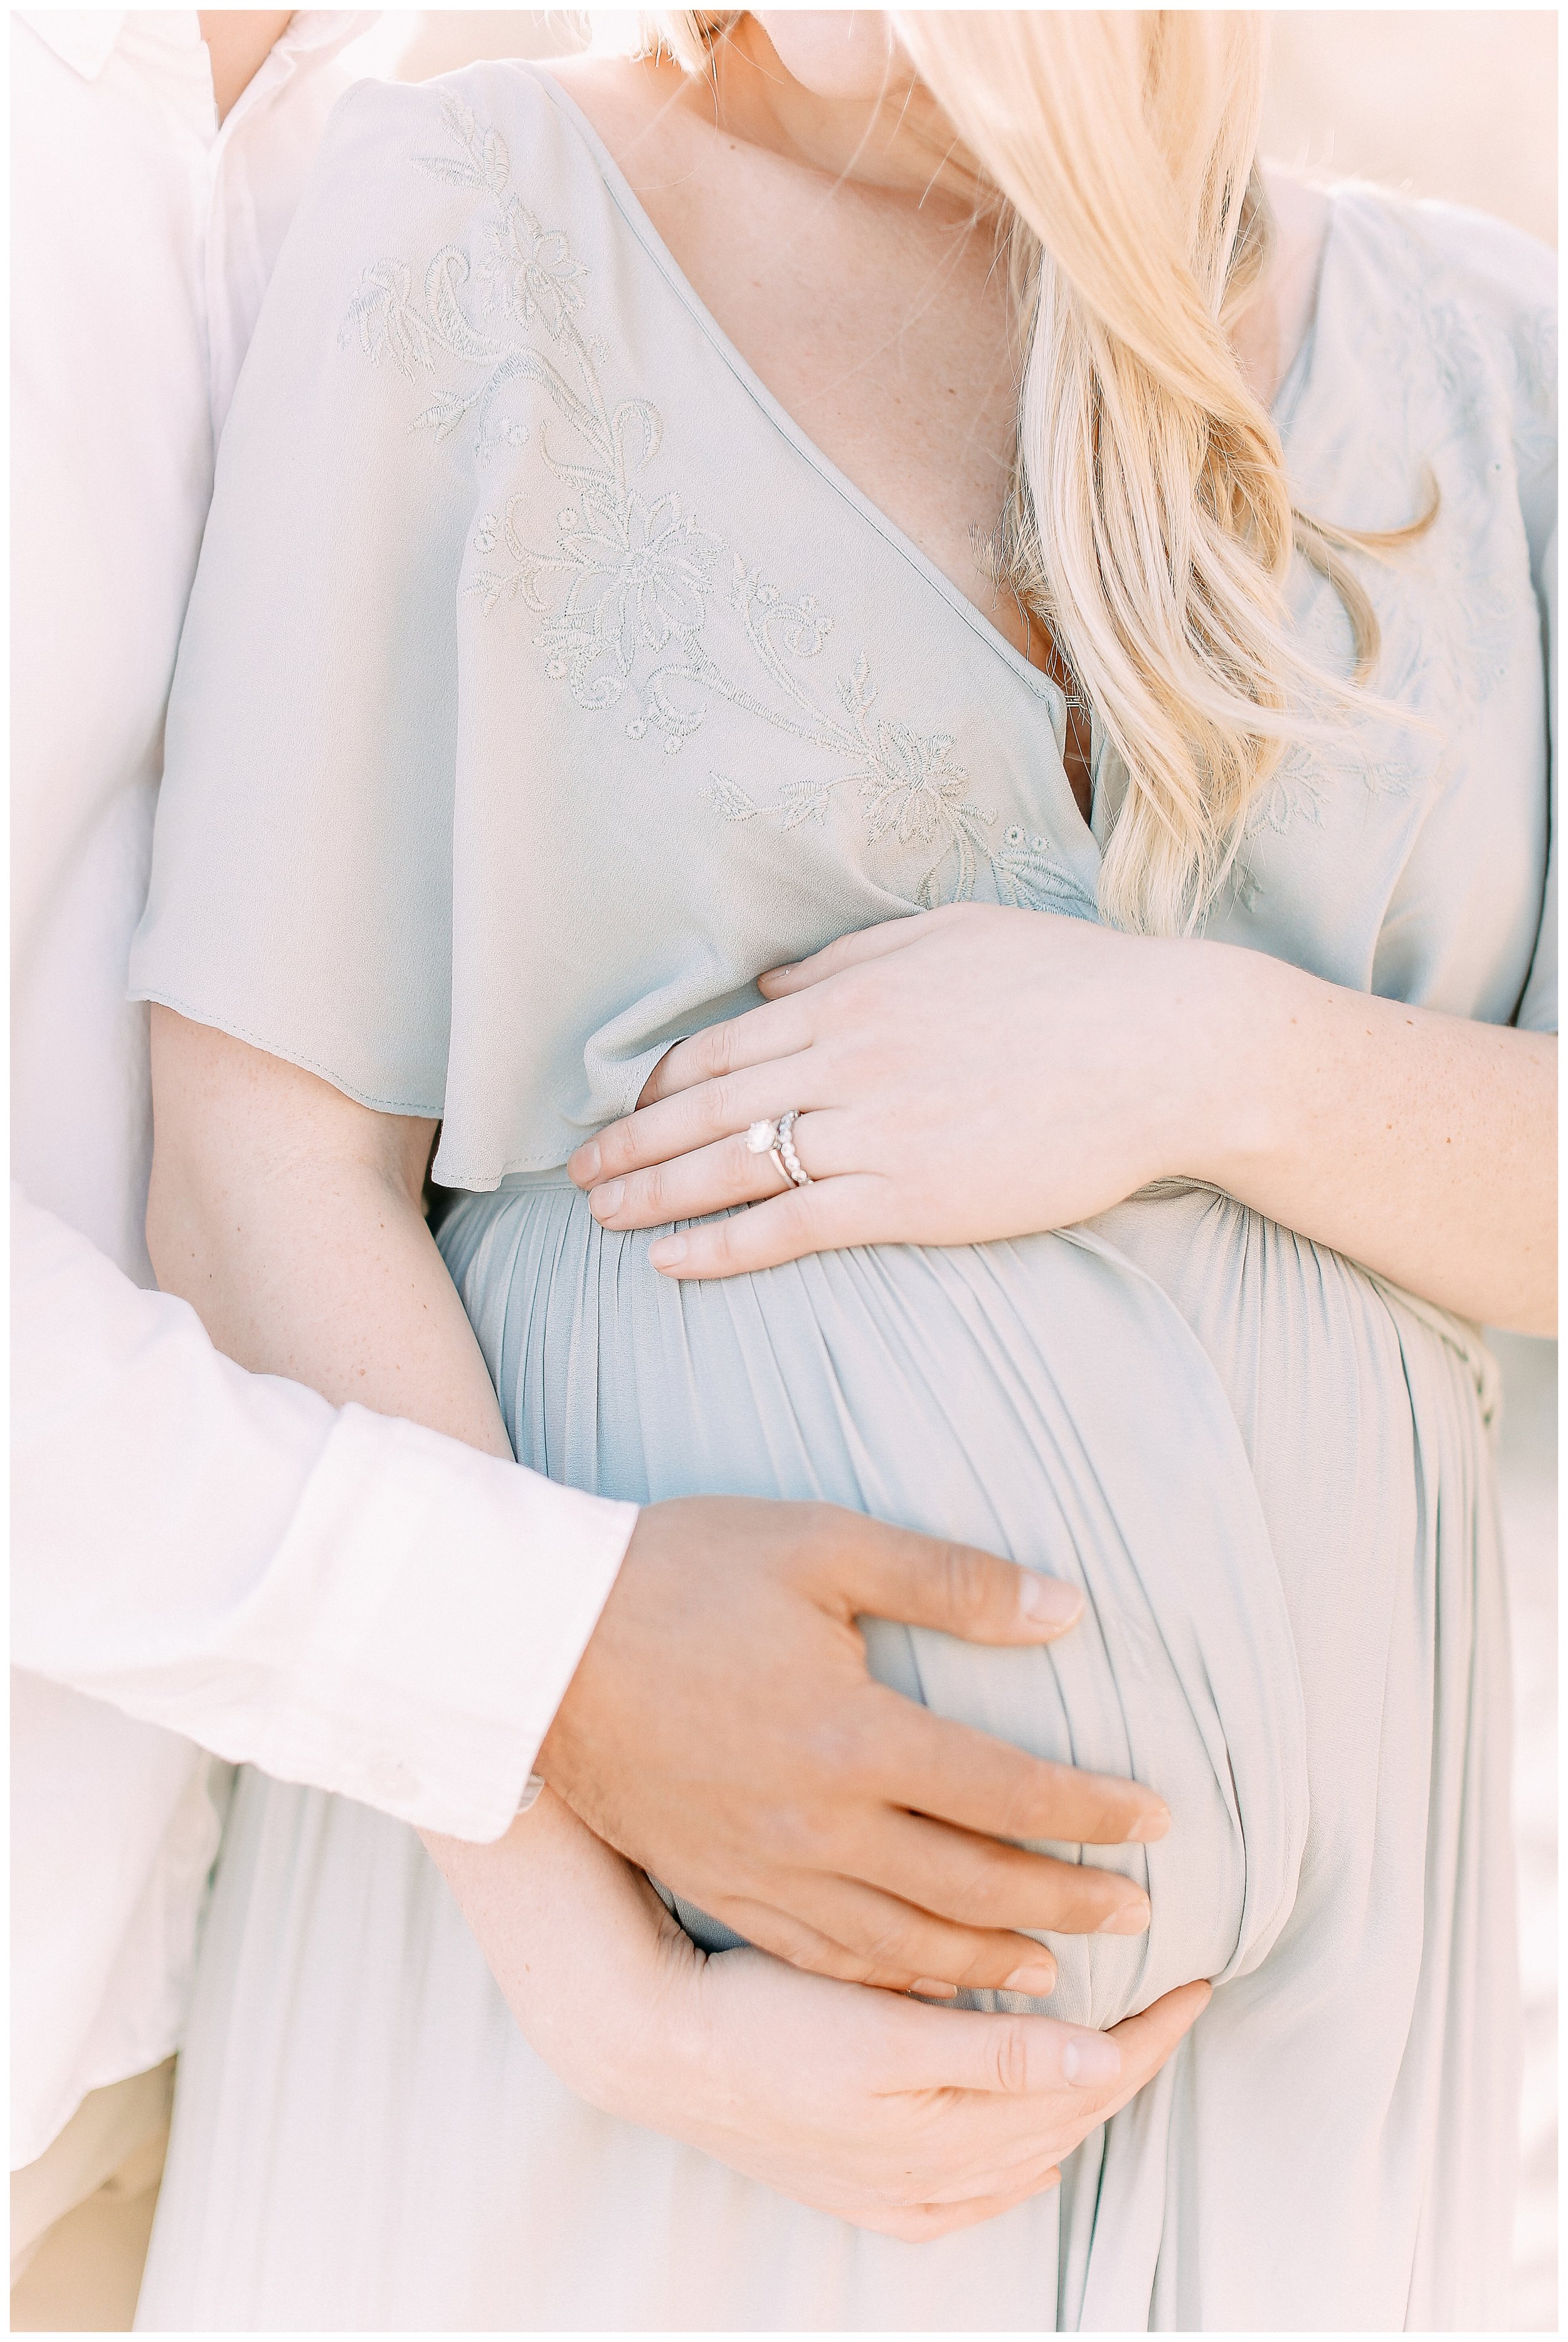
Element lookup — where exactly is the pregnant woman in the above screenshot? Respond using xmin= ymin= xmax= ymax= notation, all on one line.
xmin=129 ymin=10 xmax=1554 ymax=2331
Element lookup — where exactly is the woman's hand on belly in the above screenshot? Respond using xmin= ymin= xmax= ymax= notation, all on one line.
xmin=430 ymin=1786 xmax=1212 ymax=2241
xmin=573 ymin=905 xmax=1194 ymax=1269
xmin=571 ymin=903 xmax=1555 ymax=1332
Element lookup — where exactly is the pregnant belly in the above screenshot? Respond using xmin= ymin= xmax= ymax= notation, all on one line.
xmin=435 ymin=1177 xmax=1441 ymax=2034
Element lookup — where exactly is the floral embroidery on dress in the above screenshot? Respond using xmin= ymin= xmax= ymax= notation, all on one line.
xmin=1244 ymin=747 xmax=1329 ymax=840
xmin=342 ymin=97 xmax=1096 ymax=918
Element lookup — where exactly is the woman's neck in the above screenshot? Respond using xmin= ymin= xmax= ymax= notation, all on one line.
xmin=676 ymin=16 xmax=988 ymax=220
xmin=664 ymin=16 xmax=1328 ymax=411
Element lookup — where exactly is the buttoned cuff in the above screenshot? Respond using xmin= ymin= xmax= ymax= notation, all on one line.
xmin=199 ymin=1406 xmax=637 ymax=1840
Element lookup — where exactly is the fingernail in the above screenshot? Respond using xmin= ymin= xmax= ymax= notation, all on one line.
xmin=1002 ymin=1961 xmax=1057 ymax=1997
xmin=1061 ymin=2034 xmax=1121 ymax=2089
xmin=767 ymin=963 xmax=797 ymax=980
xmin=589 ymin=1179 xmax=624 ymax=1221
xmin=576 ymin=1143 xmax=601 ymax=1183
xmin=648 ymin=1236 xmax=687 ymax=1269
xmin=909 ymin=1977 xmax=959 ymax=2001
xmin=1017 ymin=1575 xmax=1083 ymax=1632
xmin=1124 ymin=1808 xmax=1170 ymax=1844
xmin=1096 ymin=1897 xmax=1151 ymax=1936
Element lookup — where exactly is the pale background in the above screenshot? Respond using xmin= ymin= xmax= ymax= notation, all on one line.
xmin=381 ymin=6 xmax=1564 ymax=2328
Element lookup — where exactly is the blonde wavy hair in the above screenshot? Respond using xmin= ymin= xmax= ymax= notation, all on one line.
xmin=639 ymin=9 xmax=1429 ymax=933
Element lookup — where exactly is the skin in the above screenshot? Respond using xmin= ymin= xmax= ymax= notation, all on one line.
xmin=428 ymin=1785 xmax=1207 ymax=2242
xmin=196 ymin=11 xmax=294 ymax=122
xmin=565 ymin=17 xmax=1556 ymax=1338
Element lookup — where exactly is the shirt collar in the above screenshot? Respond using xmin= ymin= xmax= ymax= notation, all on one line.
xmin=16 ymin=12 xmax=127 ymax=80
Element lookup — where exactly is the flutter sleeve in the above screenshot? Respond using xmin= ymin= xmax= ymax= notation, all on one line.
xmin=1514 ymin=519 xmax=1557 ymax=1034
xmin=1502 ymin=225 xmax=1558 ymax=1038
xmin=130 ymin=78 xmax=490 ymax=1115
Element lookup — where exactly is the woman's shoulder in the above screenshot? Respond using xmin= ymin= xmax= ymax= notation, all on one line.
xmin=1296 ymin=179 xmax=1555 ymax=537
xmin=315 ymin=51 xmax=677 ymax=183
xmin=1350 ymin=184 xmax=1554 ymax=314
xmin=322 ymin=56 xmax=563 ymax=145
xmin=262 ymin=59 xmax=638 ymax=395
xmin=308 ymin=60 xmax=564 ymax=196
xmin=218 ymin=60 xmax=624 ymax=496
xmin=297 ymin=58 xmax=626 ymax=260
xmin=1325 ymin=182 xmax=1555 ymax=433
xmin=1351 ymin=185 xmax=1552 ymax=367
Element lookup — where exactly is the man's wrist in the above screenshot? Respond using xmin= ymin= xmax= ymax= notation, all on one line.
xmin=332 ymin=1424 xmax=639 ymax=1840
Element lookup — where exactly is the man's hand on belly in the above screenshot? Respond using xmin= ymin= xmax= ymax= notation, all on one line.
xmin=535 ymin=1497 xmax=1167 ymax=1996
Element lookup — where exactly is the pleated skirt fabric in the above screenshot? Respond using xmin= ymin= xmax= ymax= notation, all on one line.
xmin=135 ymin=1182 xmax=1520 ymax=2331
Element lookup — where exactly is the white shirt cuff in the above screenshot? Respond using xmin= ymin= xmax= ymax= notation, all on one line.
xmin=225 ymin=1406 xmax=638 ymax=1840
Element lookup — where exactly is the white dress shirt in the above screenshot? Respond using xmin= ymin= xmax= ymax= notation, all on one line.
xmin=11 ymin=12 xmax=635 ymax=2170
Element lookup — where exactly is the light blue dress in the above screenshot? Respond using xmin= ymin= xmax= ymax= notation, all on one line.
xmin=128 ymin=65 xmax=1555 ymax=2333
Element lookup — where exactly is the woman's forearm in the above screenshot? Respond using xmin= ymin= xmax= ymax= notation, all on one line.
xmin=572 ymin=903 xmax=1555 ymax=1320
xmin=1191 ymin=947 xmax=1557 ymax=1335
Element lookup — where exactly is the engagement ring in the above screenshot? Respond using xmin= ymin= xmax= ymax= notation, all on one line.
xmin=744 ymin=1113 xmax=812 ymax=1189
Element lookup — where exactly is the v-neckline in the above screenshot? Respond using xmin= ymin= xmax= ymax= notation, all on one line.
xmin=533 ymin=65 xmax=1337 ymax=866
xmin=535 ymin=67 xmax=1068 ymax=715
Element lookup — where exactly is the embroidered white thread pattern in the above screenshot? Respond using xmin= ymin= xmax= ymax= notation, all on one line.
xmin=342 ymin=97 xmax=1096 ymax=916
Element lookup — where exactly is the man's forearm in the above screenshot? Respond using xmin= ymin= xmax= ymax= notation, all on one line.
xmin=13 ymin=1189 xmax=635 ymax=1839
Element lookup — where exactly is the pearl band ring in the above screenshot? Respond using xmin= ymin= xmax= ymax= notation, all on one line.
xmin=745 ymin=1111 xmax=813 ymax=1190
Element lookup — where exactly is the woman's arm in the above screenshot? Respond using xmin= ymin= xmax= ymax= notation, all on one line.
xmin=147 ymin=1007 xmax=511 ymax=1448
xmin=570 ymin=906 xmax=1555 ymax=1334
xmin=1180 ymin=940 xmax=1555 ymax=1333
